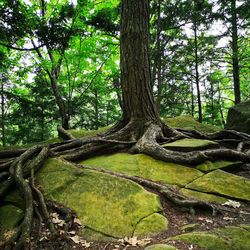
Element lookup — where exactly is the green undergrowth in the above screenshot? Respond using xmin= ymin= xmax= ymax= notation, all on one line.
xmin=69 ymin=126 xmax=110 ymax=138
xmin=37 ymin=158 xmax=168 ymax=240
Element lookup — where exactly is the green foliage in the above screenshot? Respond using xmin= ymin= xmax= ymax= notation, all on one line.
xmin=0 ymin=0 xmax=249 ymax=146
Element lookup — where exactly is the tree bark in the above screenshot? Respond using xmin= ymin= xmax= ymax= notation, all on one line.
xmin=120 ymin=0 xmax=160 ymax=124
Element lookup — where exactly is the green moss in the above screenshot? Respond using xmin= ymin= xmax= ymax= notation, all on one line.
xmin=180 ymin=223 xmax=198 ymax=232
xmin=169 ymin=225 xmax=250 ymax=250
xmin=37 ymin=158 xmax=167 ymax=240
xmin=134 ymin=213 xmax=168 ymax=237
xmin=3 ymin=189 xmax=24 ymax=209
xmin=0 ymin=205 xmax=23 ymax=240
xmin=214 ymin=226 xmax=250 ymax=250
xmin=83 ymin=153 xmax=203 ymax=187
xmin=186 ymin=169 xmax=250 ymax=201
xmin=164 ymin=115 xmax=220 ymax=133
xmin=170 ymin=232 xmax=230 ymax=250
xmin=239 ymin=225 xmax=250 ymax=232
xmin=180 ymin=188 xmax=228 ymax=204
xmin=162 ymin=138 xmax=218 ymax=151
xmin=145 ymin=244 xmax=177 ymax=250
xmin=196 ymin=160 xmax=242 ymax=172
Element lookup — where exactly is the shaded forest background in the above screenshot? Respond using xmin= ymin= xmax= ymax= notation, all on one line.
xmin=0 ymin=0 xmax=249 ymax=146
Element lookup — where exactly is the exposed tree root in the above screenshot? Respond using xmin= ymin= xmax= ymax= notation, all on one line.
xmin=1 ymin=121 xmax=250 ymax=247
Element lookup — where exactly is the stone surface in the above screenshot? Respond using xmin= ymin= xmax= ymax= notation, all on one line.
xmin=196 ymin=160 xmax=242 ymax=172
xmin=37 ymin=158 xmax=168 ymax=240
xmin=83 ymin=153 xmax=203 ymax=187
xmin=186 ymin=169 xmax=250 ymax=201
xmin=169 ymin=225 xmax=250 ymax=250
xmin=145 ymin=244 xmax=177 ymax=250
xmin=162 ymin=138 xmax=219 ymax=151
xmin=226 ymin=100 xmax=250 ymax=134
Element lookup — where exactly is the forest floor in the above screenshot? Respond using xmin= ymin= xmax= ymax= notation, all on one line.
xmin=1 ymin=116 xmax=250 ymax=250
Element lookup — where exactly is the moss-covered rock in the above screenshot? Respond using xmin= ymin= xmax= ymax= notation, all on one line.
xmin=134 ymin=213 xmax=168 ymax=237
xmin=164 ymin=115 xmax=220 ymax=133
xmin=162 ymin=138 xmax=219 ymax=151
xmin=185 ymin=169 xmax=250 ymax=201
xmin=145 ymin=244 xmax=177 ymax=250
xmin=226 ymin=100 xmax=250 ymax=134
xmin=180 ymin=188 xmax=228 ymax=204
xmin=180 ymin=223 xmax=198 ymax=232
xmin=169 ymin=232 xmax=230 ymax=250
xmin=196 ymin=160 xmax=242 ymax=172
xmin=37 ymin=158 xmax=168 ymax=240
xmin=214 ymin=226 xmax=250 ymax=250
xmin=168 ymin=225 xmax=250 ymax=250
xmin=0 ymin=205 xmax=23 ymax=240
xmin=83 ymin=153 xmax=203 ymax=187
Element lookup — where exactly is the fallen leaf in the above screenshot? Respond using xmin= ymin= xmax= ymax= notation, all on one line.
xmin=74 ymin=218 xmax=82 ymax=226
xmin=70 ymin=235 xmax=81 ymax=244
xmin=223 ymin=200 xmax=240 ymax=208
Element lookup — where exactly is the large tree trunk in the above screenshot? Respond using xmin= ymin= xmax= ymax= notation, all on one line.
xmin=231 ymin=0 xmax=241 ymax=104
xmin=120 ymin=0 xmax=160 ymax=124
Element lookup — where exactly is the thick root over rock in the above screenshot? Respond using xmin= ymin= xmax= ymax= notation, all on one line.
xmin=1 ymin=120 xmax=250 ymax=247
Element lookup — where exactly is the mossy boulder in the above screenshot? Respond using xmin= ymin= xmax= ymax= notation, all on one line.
xmin=164 ymin=115 xmax=220 ymax=133
xmin=0 ymin=205 xmax=23 ymax=240
xmin=169 ymin=232 xmax=230 ymax=250
xmin=179 ymin=223 xmax=198 ymax=232
xmin=162 ymin=138 xmax=219 ymax=151
xmin=226 ymin=100 xmax=250 ymax=134
xmin=186 ymin=169 xmax=250 ymax=201
xmin=83 ymin=153 xmax=203 ymax=187
xmin=168 ymin=225 xmax=250 ymax=250
xmin=145 ymin=244 xmax=177 ymax=250
xmin=37 ymin=158 xmax=168 ymax=240
xmin=134 ymin=213 xmax=168 ymax=237
xmin=196 ymin=160 xmax=242 ymax=172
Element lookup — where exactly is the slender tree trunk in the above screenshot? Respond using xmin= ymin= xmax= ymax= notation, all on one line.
xmin=231 ymin=0 xmax=241 ymax=104
xmin=191 ymin=82 xmax=194 ymax=117
xmin=1 ymin=75 xmax=6 ymax=146
xmin=94 ymin=89 xmax=99 ymax=130
xmin=120 ymin=0 xmax=159 ymax=123
xmin=194 ymin=21 xmax=202 ymax=123
xmin=50 ymin=76 xmax=69 ymax=130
